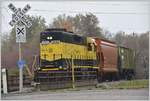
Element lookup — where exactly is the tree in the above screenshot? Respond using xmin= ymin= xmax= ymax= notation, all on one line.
xmin=113 ymin=31 xmax=149 ymax=79
xmin=1 ymin=16 xmax=47 ymax=71
xmin=50 ymin=14 xmax=74 ymax=32
xmin=50 ymin=13 xmax=104 ymax=38
xmin=73 ymin=13 xmax=102 ymax=37
xmin=1 ymin=33 xmax=11 ymax=53
xmin=101 ymin=29 xmax=113 ymax=40
xmin=113 ymin=31 xmax=126 ymax=46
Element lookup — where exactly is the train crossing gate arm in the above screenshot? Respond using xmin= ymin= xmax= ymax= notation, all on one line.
xmin=24 ymin=64 xmax=33 ymax=79
xmin=24 ymin=55 xmax=38 ymax=79
xmin=31 ymin=55 xmax=38 ymax=76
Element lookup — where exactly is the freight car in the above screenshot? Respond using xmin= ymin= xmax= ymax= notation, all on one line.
xmin=94 ymin=38 xmax=119 ymax=82
xmin=118 ymin=46 xmax=135 ymax=80
xmin=35 ymin=28 xmax=135 ymax=88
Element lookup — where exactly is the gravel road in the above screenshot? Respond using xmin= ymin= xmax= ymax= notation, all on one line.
xmin=2 ymin=88 xmax=149 ymax=100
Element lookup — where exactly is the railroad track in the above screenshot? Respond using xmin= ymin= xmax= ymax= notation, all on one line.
xmin=34 ymin=70 xmax=98 ymax=90
xmin=1 ymin=75 xmax=32 ymax=92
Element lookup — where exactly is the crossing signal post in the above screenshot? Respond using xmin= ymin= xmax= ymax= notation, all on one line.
xmin=8 ymin=3 xmax=32 ymax=92
xmin=19 ymin=43 xmax=22 ymax=92
xmin=16 ymin=25 xmax=26 ymax=92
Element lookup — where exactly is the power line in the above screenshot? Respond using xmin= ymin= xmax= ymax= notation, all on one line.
xmin=31 ymin=9 xmax=149 ymax=15
xmin=1 ymin=6 xmax=149 ymax=15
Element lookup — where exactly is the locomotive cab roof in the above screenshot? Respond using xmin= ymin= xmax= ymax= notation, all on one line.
xmin=45 ymin=28 xmax=67 ymax=32
xmin=41 ymin=28 xmax=87 ymax=45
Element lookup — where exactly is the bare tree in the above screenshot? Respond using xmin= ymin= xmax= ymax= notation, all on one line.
xmin=50 ymin=13 xmax=104 ymax=38
xmin=113 ymin=32 xmax=149 ymax=79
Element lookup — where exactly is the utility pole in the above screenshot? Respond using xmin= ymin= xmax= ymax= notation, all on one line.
xmin=19 ymin=42 xmax=23 ymax=92
xmin=0 ymin=1 xmax=2 ymax=71
xmin=0 ymin=1 xmax=2 ymax=34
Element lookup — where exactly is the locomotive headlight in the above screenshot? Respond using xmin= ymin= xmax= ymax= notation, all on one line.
xmin=49 ymin=36 xmax=53 ymax=40
xmin=59 ymin=66 xmax=62 ymax=69
xmin=47 ymin=37 xmax=50 ymax=40
xmin=47 ymin=36 xmax=53 ymax=40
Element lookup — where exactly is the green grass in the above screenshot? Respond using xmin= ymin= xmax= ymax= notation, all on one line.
xmin=111 ymin=79 xmax=149 ymax=89
xmin=96 ymin=79 xmax=149 ymax=89
xmin=7 ymin=68 xmax=19 ymax=76
xmin=7 ymin=68 xmax=29 ymax=76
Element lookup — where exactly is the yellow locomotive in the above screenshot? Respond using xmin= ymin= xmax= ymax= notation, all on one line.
xmin=35 ymin=28 xmax=135 ymax=90
xmin=39 ymin=29 xmax=98 ymax=71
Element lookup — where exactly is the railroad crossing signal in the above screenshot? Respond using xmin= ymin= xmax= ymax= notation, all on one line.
xmin=16 ymin=25 xmax=26 ymax=43
xmin=8 ymin=3 xmax=32 ymax=28
xmin=8 ymin=3 xmax=32 ymax=93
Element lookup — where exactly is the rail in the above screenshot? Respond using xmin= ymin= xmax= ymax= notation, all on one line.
xmin=34 ymin=69 xmax=97 ymax=90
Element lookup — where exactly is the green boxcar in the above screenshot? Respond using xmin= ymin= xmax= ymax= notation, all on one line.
xmin=118 ymin=46 xmax=135 ymax=79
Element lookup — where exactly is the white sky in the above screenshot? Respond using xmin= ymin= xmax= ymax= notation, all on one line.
xmin=1 ymin=1 xmax=150 ymax=34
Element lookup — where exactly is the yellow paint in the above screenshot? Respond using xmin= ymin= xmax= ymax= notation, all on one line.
xmin=40 ymin=41 xmax=96 ymax=61
xmin=42 ymin=68 xmax=59 ymax=71
xmin=74 ymin=65 xmax=98 ymax=68
xmin=24 ymin=64 xmax=33 ymax=79
xmin=40 ymin=37 xmax=97 ymax=70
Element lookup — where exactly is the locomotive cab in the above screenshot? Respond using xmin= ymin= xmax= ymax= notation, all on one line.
xmin=40 ymin=31 xmax=64 ymax=70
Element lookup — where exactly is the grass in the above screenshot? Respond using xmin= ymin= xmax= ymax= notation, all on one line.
xmin=7 ymin=68 xmax=29 ymax=76
xmin=7 ymin=68 xmax=148 ymax=90
xmin=96 ymin=79 xmax=149 ymax=89
xmin=47 ymin=80 xmax=149 ymax=92
xmin=7 ymin=68 xmax=19 ymax=76
xmin=111 ymin=79 xmax=149 ymax=89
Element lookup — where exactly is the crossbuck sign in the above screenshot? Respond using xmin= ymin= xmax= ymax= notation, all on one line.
xmin=16 ymin=25 xmax=26 ymax=43
xmin=8 ymin=3 xmax=32 ymax=28
xmin=8 ymin=3 xmax=32 ymax=43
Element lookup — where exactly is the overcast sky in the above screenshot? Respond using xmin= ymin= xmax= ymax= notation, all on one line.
xmin=1 ymin=1 xmax=150 ymax=34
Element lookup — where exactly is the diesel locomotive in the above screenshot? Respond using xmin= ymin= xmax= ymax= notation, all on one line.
xmin=35 ymin=28 xmax=135 ymax=84
xmin=40 ymin=28 xmax=97 ymax=71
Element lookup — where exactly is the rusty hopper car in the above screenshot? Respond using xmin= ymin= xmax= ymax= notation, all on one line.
xmin=94 ymin=38 xmax=119 ymax=82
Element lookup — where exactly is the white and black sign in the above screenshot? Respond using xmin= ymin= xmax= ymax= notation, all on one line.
xmin=8 ymin=3 xmax=31 ymax=92
xmin=16 ymin=25 xmax=26 ymax=43
xmin=8 ymin=3 xmax=32 ymax=28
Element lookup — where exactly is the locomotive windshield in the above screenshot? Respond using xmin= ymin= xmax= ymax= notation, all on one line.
xmin=40 ymin=32 xmax=62 ymax=43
